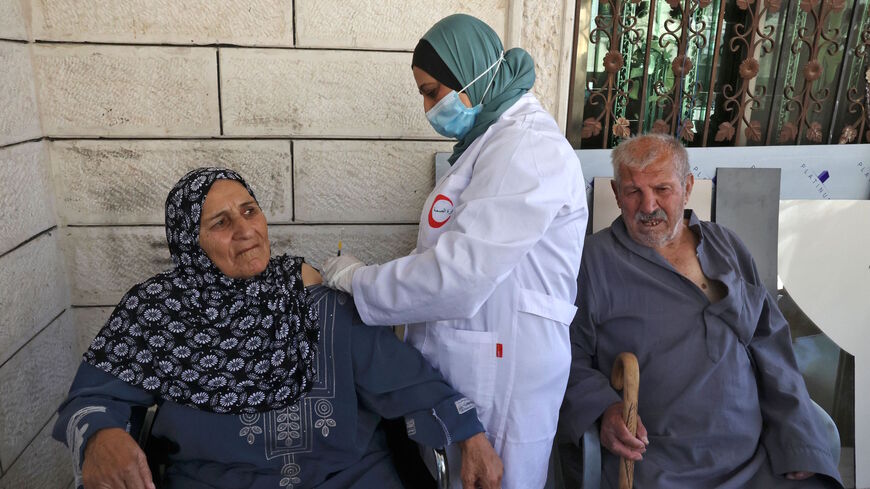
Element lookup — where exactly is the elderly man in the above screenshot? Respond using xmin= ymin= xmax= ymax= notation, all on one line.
xmin=560 ymin=134 xmax=843 ymax=488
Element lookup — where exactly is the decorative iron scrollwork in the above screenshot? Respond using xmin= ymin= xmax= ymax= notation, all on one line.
xmin=572 ymin=0 xmax=867 ymax=148
xmin=838 ymin=16 xmax=869 ymax=144
xmin=778 ymin=1 xmax=846 ymax=144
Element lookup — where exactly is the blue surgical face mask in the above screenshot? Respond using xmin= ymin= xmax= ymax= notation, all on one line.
xmin=425 ymin=52 xmax=504 ymax=139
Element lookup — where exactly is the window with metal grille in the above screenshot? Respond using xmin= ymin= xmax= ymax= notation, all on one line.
xmin=566 ymin=0 xmax=870 ymax=148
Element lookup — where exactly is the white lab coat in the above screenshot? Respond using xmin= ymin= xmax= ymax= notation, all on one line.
xmin=352 ymin=93 xmax=587 ymax=488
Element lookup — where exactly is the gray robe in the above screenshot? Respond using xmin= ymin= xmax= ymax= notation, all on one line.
xmin=560 ymin=211 xmax=842 ymax=489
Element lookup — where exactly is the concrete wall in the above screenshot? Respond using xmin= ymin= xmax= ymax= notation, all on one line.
xmin=32 ymin=0 xmax=576 ymax=307
xmin=0 ymin=1 xmax=76 ymax=486
xmin=0 ymin=0 xmax=576 ymax=485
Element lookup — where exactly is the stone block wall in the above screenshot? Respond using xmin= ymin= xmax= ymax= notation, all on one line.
xmin=0 ymin=0 xmax=576 ymax=485
xmin=0 ymin=1 xmax=76 ymax=486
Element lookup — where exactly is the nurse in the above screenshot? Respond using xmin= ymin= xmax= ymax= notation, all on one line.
xmin=321 ymin=13 xmax=587 ymax=488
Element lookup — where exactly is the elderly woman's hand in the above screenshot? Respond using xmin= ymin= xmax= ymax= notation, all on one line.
xmin=459 ymin=432 xmax=503 ymax=489
xmin=321 ymin=254 xmax=365 ymax=294
xmin=82 ymin=427 xmax=155 ymax=489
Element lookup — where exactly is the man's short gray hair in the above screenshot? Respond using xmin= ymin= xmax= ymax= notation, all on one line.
xmin=611 ymin=133 xmax=690 ymax=184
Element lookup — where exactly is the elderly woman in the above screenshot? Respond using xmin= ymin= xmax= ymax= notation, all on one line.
xmin=52 ymin=168 xmax=501 ymax=489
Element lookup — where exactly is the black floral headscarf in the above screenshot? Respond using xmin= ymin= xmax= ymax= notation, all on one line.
xmin=84 ymin=168 xmax=320 ymax=414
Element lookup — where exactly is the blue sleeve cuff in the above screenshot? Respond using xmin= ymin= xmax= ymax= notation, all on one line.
xmin=53 ymin=401 xmax=130 ymax=476
xmin=404 ymin=395 xmax=484 ymax=448
xmin=51 ymin=362 xmax=155 ymax=475
xmin=765 ymin=443 xmax=843 ymax=487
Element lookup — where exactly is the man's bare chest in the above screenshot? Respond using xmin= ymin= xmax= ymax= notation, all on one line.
xmin=662 ymin=246 xmax=726 ymax=303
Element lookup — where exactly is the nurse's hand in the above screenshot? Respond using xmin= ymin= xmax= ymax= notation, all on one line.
xmin=321 ymin=254 xmax=365 ymax=294
xmin=459 ymin=432 xmax=503 ymax=489
xmin=600 ymin=401 xmax=648 ymax=462
xmin=82 ymin=427 xmax=155 ymax=489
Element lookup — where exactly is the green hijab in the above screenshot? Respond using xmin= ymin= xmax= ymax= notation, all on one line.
xmin=421 ymin=14 xmax=536 ymax=164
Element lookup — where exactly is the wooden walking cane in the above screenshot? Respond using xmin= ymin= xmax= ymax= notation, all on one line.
xmin=611 ymin=352 xmax=640 ymax=489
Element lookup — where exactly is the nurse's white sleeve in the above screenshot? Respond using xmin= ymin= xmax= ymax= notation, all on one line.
xmin=352 ymin=129 xmax=583 ymax=325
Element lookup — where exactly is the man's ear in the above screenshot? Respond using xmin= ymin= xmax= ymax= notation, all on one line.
xmin=610 ymin=178 xmax=621 ymax=209
xmin=684 ymin=173 xmax=694 ymax=204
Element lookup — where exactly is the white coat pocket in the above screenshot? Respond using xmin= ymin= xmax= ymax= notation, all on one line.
xmin=429 ymin=328 xmax=498 ymax=425
xmin=516 ymin=288 xmax=578 ymax=326
xmin=509 ymin=289 xmax=576 ymax=442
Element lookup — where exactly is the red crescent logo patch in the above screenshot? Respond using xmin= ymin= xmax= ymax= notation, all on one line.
xmin=428 ymin=194 xmax=454 ymax=229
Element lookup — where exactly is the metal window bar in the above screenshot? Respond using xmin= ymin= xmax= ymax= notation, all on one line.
xmin=568 ymin=0 xmax=870 ymax=148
